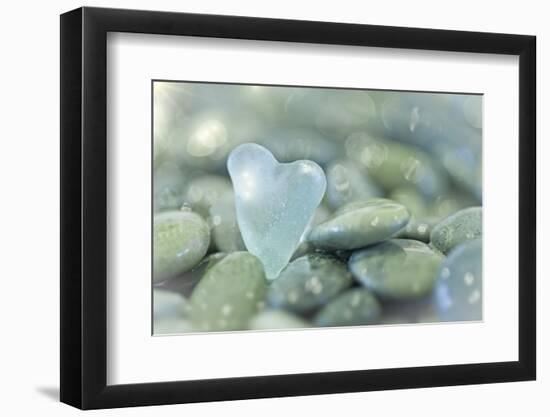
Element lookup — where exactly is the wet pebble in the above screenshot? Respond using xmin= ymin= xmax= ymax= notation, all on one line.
xmin=345 ymin=132 xmax=448 ymax=198
xmin=398 ymin=217 xmax=437 ymax=243
xmin=153 ymin=210 xmax=210 ymax=283
xmin=267 ymin=253 xmax=352 ymax=314
xmin=284 ymin=89 xmax=377 ymax=141
xmin=161 ymin=252 xmax=227 ymax=297
xmin=189 ymin=252 xmax=267 ymax=331
xmin=249 ymin=310 xmax=309 ymax=330
xmin=183 ymin=175 xmax=233 ymax=218
xmin=430 ymin=206 xmax=482 ymax=254
xmin=308 ymin=198 xmax=410 ymax=250
xmin=258 ymin=127 xmax=341 ymax=165
xmin=153 ymin=162 xmax=187 ymax=212
xmin=325 ymin=159 xmax=382 ymax=210
xmin=208 ymin=192 xmax=246 ymax=252
xmin=433 ymin=238 xmax=482 ymax=321
xmin=314 ymin=288 xmax=381 ymax=327
xmin=349 ymin=239 xmax=445 ymax=300
xmin=154 ymin=317 xmax=195 ymax=335
xmin=153 ymin=289 xmax=188 ymax=319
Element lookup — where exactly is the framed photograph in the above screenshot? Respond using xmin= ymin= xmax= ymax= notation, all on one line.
xmin=60 ymin=6 xmax=536 ymax=409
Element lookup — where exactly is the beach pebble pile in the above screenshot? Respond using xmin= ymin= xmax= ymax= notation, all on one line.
xmin=152 ymin=83 xmax=482 ymax=334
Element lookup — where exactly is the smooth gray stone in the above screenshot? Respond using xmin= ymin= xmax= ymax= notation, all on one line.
xmin=208 ymin=192 xmax=246 ymax=253
xmin=325 ymin=159 xmax=382 ymax=210
xmin=397 ymin=217 xmax=437 ymax=243
xmin=314 ymin=288 xmax=381 ymax=327
xmin=462 ymin=95 xmax=483 ymax=129
xmin=308 ymin=198 xmax=410 ymax=250
xmin=430 ymin=207 xmax=482 ymax=254
xmin=349 ymin=239 xmax=445 ymax=300
xmin=284 ymin=89 xmax=377 ymax=141
xmin=153 ymin=162 xmax=186 ymax=213
xmin=378 ymin=92 xmax=482 ymax=159
xmin=153 ymin=289 xmax=188 ymax=319
xmin=433 ymin=238 xmax=482 ymax=321
xmin=267 ymin=253 xmax=353 ymax=314
xmin=189 ymin=252 xmax=267 ymax=331
xmin=153 ymin=210 xmax=210 ymax=283
xmin=431 ymin=189 xmax=481 ymax=220
xmin=183 ymin=175 xmax=233 ymax=218
xmin=153 ymin=317 xmax=195 ymax=335
xmin=345 ymin=132 xmax=449 ymax=199
xmin=257 ymin=127 xmax=341 ymax=165
xmin=249 ymin=310 xmax=309 ymax=330
xmin=437 ymin=145 xmax=482 ymax=202
xmin=291 ymin=205 xmax=332 ymax=261
xmin=160 ymin=253 xmax=227 ymax=297
xmin=389 ymin=187 xmax=429 ymax=218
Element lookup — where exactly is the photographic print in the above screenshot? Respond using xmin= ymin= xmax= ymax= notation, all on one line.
xmin=152 ymin=81 xmax=482 ymax=335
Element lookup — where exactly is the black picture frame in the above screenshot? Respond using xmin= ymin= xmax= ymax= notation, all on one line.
xmin=60 ymin=6 xmax=536 ymax=410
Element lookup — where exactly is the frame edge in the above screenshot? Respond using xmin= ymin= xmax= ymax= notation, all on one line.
xmin=60 ymin=7 xmax=84 ymax=409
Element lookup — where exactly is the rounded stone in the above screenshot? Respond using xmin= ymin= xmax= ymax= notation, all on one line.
xmin=308 ymin=198 xmax=410 ymax=250
xmin=433 ymin=238 xmax=482 ymax=321
xmin=345 ymin=132 xmax=449 ymax=198
xmin=257 ymin=127 xmax=341 ymax=166
xmin=189 ymin=252 xmax=267 ymax=332
xmin=249 ymin=310 xmax=309 ymax=330
xmin=153 ymin=289 xmax=188 ymax=319
xmin=389 ymin=187 xmax=429 ymax=218
xmin=325 ymin=159 xmax=382 ymax=210
xmin=430 ymin=207 xmax=482 ymax=254
xmin=349 ymin=239 xmax=445 ymax=300
xmin=267 ymin=253 xmax=353 ymax=314
xmin=153 ymin=162 xmax=186 ymax=213
xmin=291 ymin=205 xmax=332 ymax=261
xmin=208 ymin=192 xmax=246 ymax=253
xmin=183 ymin=175 xmax=233 ymax=218
xmin=160 ymin=252 xmax=227 ymax=297
xmin=398 ymin=217 xmax=437 ymax=243
xmin=314 ymin=288 xmax=381 ymax=327
xmin=153 ymin=317 xmax=195 ymax=335
xmin=153 ymin=210 xmax=210 ymax=283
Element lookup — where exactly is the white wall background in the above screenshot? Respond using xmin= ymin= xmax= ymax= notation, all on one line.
xmin=0 ymin=0 xmax=545 ymax=415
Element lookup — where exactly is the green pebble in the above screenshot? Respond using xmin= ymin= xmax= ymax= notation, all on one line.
xmin=249 ymin=310 xmax=309 ymax=330
xmin=314 ymin=288 xmax=381 ymax=327
xmin=291 ymin=205 xmax=332 ymax=261
xmin=345 ymin=132 xmax=448 ymax=198
xmin=153 ymin=210 xmax=210 ymax=283
xmin=189 ymin=252 xmax=267 ymax=331
xmin=349 ymin=239 xmax=445 ymax=300
xmin=153 ymin=289 xmax=188 ymax=319
xmin=267 ymin=253 xmax=352 ymax=314
xmin=389 ymin=187 xmax=429 ymax=218
xmin=153 ymin=162 xmax=186 ymax=213
xmin=153 ymin=317 xmax=195 ymax=335
xmin=308 ymin=198 xmax=410 ymax=250
xmin=430 ymin=207 xmax=482 ymax=254
xmin=397 ymin=217 xmax=437 ymax=243
xmin=433 ymin=238 xmax=482 ymax=321
xmin=325 ymin=159 xmax=381 ymax=210
xmin=184 ymin=175 xmax=233 ymax=218
xmin=208 ymin=192 xmax=246 ymax=252
xmin=160 ymin=252 xmax=227 ymax=297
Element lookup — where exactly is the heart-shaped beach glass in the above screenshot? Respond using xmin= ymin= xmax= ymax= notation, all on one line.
xmin=228 ymin=143 xmax=327 ymax=279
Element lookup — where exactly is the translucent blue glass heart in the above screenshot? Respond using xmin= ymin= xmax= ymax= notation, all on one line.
xmin=228 ymin=143 xmax=327 ymax=279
